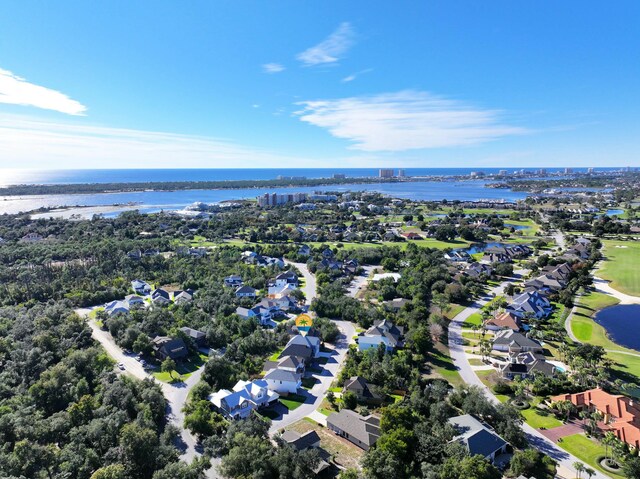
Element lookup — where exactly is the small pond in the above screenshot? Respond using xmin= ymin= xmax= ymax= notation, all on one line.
xmin=594 ymin=304 xmax=640 ymax=351
xmin=505 ymin=223 xmax=528 ymax=230
xmin=456 ymin=242 xmax=505 ymax=255
xmin=605 ymin=209 xmax=624 ymax=216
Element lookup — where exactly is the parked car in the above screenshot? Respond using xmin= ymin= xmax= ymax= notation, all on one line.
xmin=117 ymin=363 xmax=125 ymax=371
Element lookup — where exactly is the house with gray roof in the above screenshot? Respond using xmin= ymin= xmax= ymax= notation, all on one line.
xmin=280 ymin=334 xmax=321 ymax=360
xmin=492 ymin=330 xmax=544 ymax=354
xmin=131 ymin=279 xmax=151 ymax=295
xmin=263 ymin=368 xmax=301 ymax=394
xmin=152 ymin=336 xmax=188 ymax=360
xmin=358 ymin=319 xmax=404 ymax=352
xmin=209 ymin=379 xmax=279 ymax=419
xmin=180 ymin=326 xmax=206 ymax=347
xmin=327 ymin=410 xmax=381 ymax=451
xmin=506 ymin=291 xmax=552 ymax=319
xmin=448 ymin=414 xmax=509 ymax=463
xmin=343 ymin=376 xmax=384 ymax=405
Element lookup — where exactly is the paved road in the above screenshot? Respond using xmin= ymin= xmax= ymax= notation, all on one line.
xmin=77 ymin=308 xmax=220 ymax=477
xmin=346 ymin=265 xmax=375 ymax=298
xmin=268 ymin=319 xmax=356 ymax=434
xmin=447 ymin=281 xmax=612 ymax=479
xmin=285 ymin=260 xmax=317 ymax=303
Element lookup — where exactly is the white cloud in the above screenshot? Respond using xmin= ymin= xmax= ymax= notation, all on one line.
xmin=262 ymin=63 xmax=285 ymax=74
xmin=0 ymin=115 xmax=321 ymax=168
xmin=341 ymin=68 xmax=372 ymax=83
xmin=0 ymin=68 xmax=86 ymax=116
xmin=295 ymin=90 xmax=527 ymax=151
xmin=297 ymin=22 xmax=355 ymax=67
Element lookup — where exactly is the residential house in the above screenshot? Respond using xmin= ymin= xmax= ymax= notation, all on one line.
xmin=280 ymin=334 xmax=321 ymax=360
xmin=297 ymin=244 xmax=311 ymax=257
xmin=180 ymin=326 xmax=206 ymax=347
xmin=401 ymin=232 xmax=422 ymax=240
xmin=210 ymin=379 xmax=279 ymax=419
xmin=444 ymin=250 xmax=471 ymax=262
xmin=327 ymin=410 xmax=381 ymax=451
xmin=131 ymin=279 xmax=152 ymax=295
xmin=448 ymin=414 xmax=509 ymax=463
xmin=20 ymin=232 xmax=43 ymax=243
xmin=173 ymin=290 xmax=193 ymax=305
xmin=124 ymin=294 xmax=145 ymax=308
xmin=152 ymin=336 xmax=188 ymax=360
xmin=464 ymin=263 xmax=494 ymax=279
xmin=151 ymin=288 xmax=172 ymax=306
xmin=224 ymin=275 xmax=243 ymax=287
xmin=263 ymin=368 xmax=302 ymax=394
xmin=276 ymin=355 xmax=305 ymax=374
xmin=127 ymin=250 xmax=142 ymax=260
xmin=235 ymin=306 xmax=273 ymax=326
xmin=551 ymin=388 xmax=640 ymax=451
xmin=383 ymin=298 xmax=410 ymax=313
xmin=343 ymin=376 xmax=384 ymax=405
xmin=235 ymin=285 xmax=257 ymax=298
xmin=105 ymin=300 xmax=130 ymax=317
xmin=279 ymin=430 xmax=330 ymax=474
xmin=484 ymin=311 xmax=522 ymax=332
xmin=492 ymin=330 xmax=543 ymax=354
xmin=499 ymin=352 xmax=557 ymax=380
xmin=506 ymin=291 xmax=552 ymax=319
xmin=358 ymin=319 xmax=404 ymax=352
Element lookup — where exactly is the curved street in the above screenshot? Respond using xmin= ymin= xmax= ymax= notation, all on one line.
xmin=447 ymin=280 xmax=612 ymax=479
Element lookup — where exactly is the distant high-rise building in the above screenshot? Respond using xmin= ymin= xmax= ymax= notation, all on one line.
xmin=257 ymin=192 xmax=308 ymax=207
xmin=498 ymin=170 xmax=508 ymax=176
xmin=397 ymin=169 xmax=406 ymax=178
xmin=470 ymin=171 xmax=485 ymax=178
xmin=333 ymin=173 xmax=346 ymax=179
xmin=379 ymin=169 xmax=394 ymax=178
xmin=538 ymin=169 xmax=547 ymax=175
xmin=587 ymin=167 xmax=594 ymax=173
xmin=564 ymin=168 xmax=574 ymax=174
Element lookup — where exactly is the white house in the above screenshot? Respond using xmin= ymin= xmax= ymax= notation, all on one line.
xmin=263 ymin=368 xmax=302 ymax=394
xmin=131 ymin=279 xmax=152 ymax=295
xmin=209 ymin=379 xmax=279 ymax=419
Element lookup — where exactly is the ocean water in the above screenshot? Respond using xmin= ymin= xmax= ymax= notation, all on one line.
xmin=0 ymin=180 xmax=529 ymax=215
xmin=0 ymin=167 xmax=618 ymax=216
xmin=0 ymin=167 xmax=624 ymax=186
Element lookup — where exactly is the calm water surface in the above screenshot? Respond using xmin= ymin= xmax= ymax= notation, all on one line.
xmin=593 ymin=304 xmax=640 ymax=351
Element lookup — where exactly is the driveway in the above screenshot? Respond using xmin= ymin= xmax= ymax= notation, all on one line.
xmin=268 ymin=319 xmax=356 ymax=434
xmin=76 ymin=308 xmax=219 ymax=477
xmin=447 ymin=281 xmax=612 ymax=479
xmin=347 ymin=265 xmax=375 ymax=298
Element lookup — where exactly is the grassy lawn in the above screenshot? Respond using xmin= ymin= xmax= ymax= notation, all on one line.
xmin=287 ymin=419 xmax=364 ymax=470
xmin=463 ymin=312 xmax=483 ymax=328
xmin=570 ymin=292 xmax=621 ymax=348
xmin=428 ymin=342 xmax=463 ymax=387
xmin=599 ymin=239 xmax=640 ymax=296
xmin=445 ymin=303 xmax=466 ymax=320
xmin=559 ymin=434 xmax=626 ymax=479
xmin=268 ymin=349 xmax=283 ymax=361
xmin=152 ymin=352 xmax=208 ymax=382
xmin=280 ymin=393 xmax=306 ymax=411
xmin=521 ymin=407 xmax=563 ymax=429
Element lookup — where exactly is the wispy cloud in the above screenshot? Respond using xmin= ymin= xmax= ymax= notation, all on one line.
xmin=295 ymin=90 xmax=528 ymax=151
xmin=297 ymin=22 xmax=355 ymax=67
xmin=341 ymin=68 xmax=372 ymax=83
xmin=0 ymin=115 xmax=320 ymax=168
xmin=262 ymin=63 xmax=285 ymax=74
xmin=0 ymin=68 xmax=86 ymax=116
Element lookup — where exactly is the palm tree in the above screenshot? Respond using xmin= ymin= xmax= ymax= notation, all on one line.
xmin=479 ymin=339 xmax=492 ymax=361
xmin=583 ymin=466 xmax=595 ymax=479
xmin=602 ymin=431 xmax=618 ymax=461
xmin=573 ymin=461 xmax=585 ymax=478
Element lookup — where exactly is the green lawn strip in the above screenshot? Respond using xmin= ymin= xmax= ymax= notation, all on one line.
xmin=521 ymin=407 xmax=563 ymax=429
xmin=445 ymin=303 xmax=466 ymax=320
xmin=428 ymin=342 xmax=464 ymax=387
xmin=559 ymin=433 xmax=625 ymax=479
xmin=599 ymin=239 xmax=640 ymax=296
xmin=268 ymin=349 xmax=283 ymax=361
xmin=463 ymin=312 xmax=483 ymax=328
xmin=152 ymin=352 xmax=207 ymax=382
xmin=328 ymin=386 xmax=342 ymax=393
xmin=318 ymin=407 xmax=333 ymax=416
xmin=468 ymin=358 xmax=485 ymax=366
xmin=570 ymin=292 xmax=621 ymax=349
xmin=280 ymin=394 xmax=307 ymax=410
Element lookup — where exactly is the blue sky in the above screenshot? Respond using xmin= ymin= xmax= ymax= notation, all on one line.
xmin=0 ymin=1 xmax=639 ymax=169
